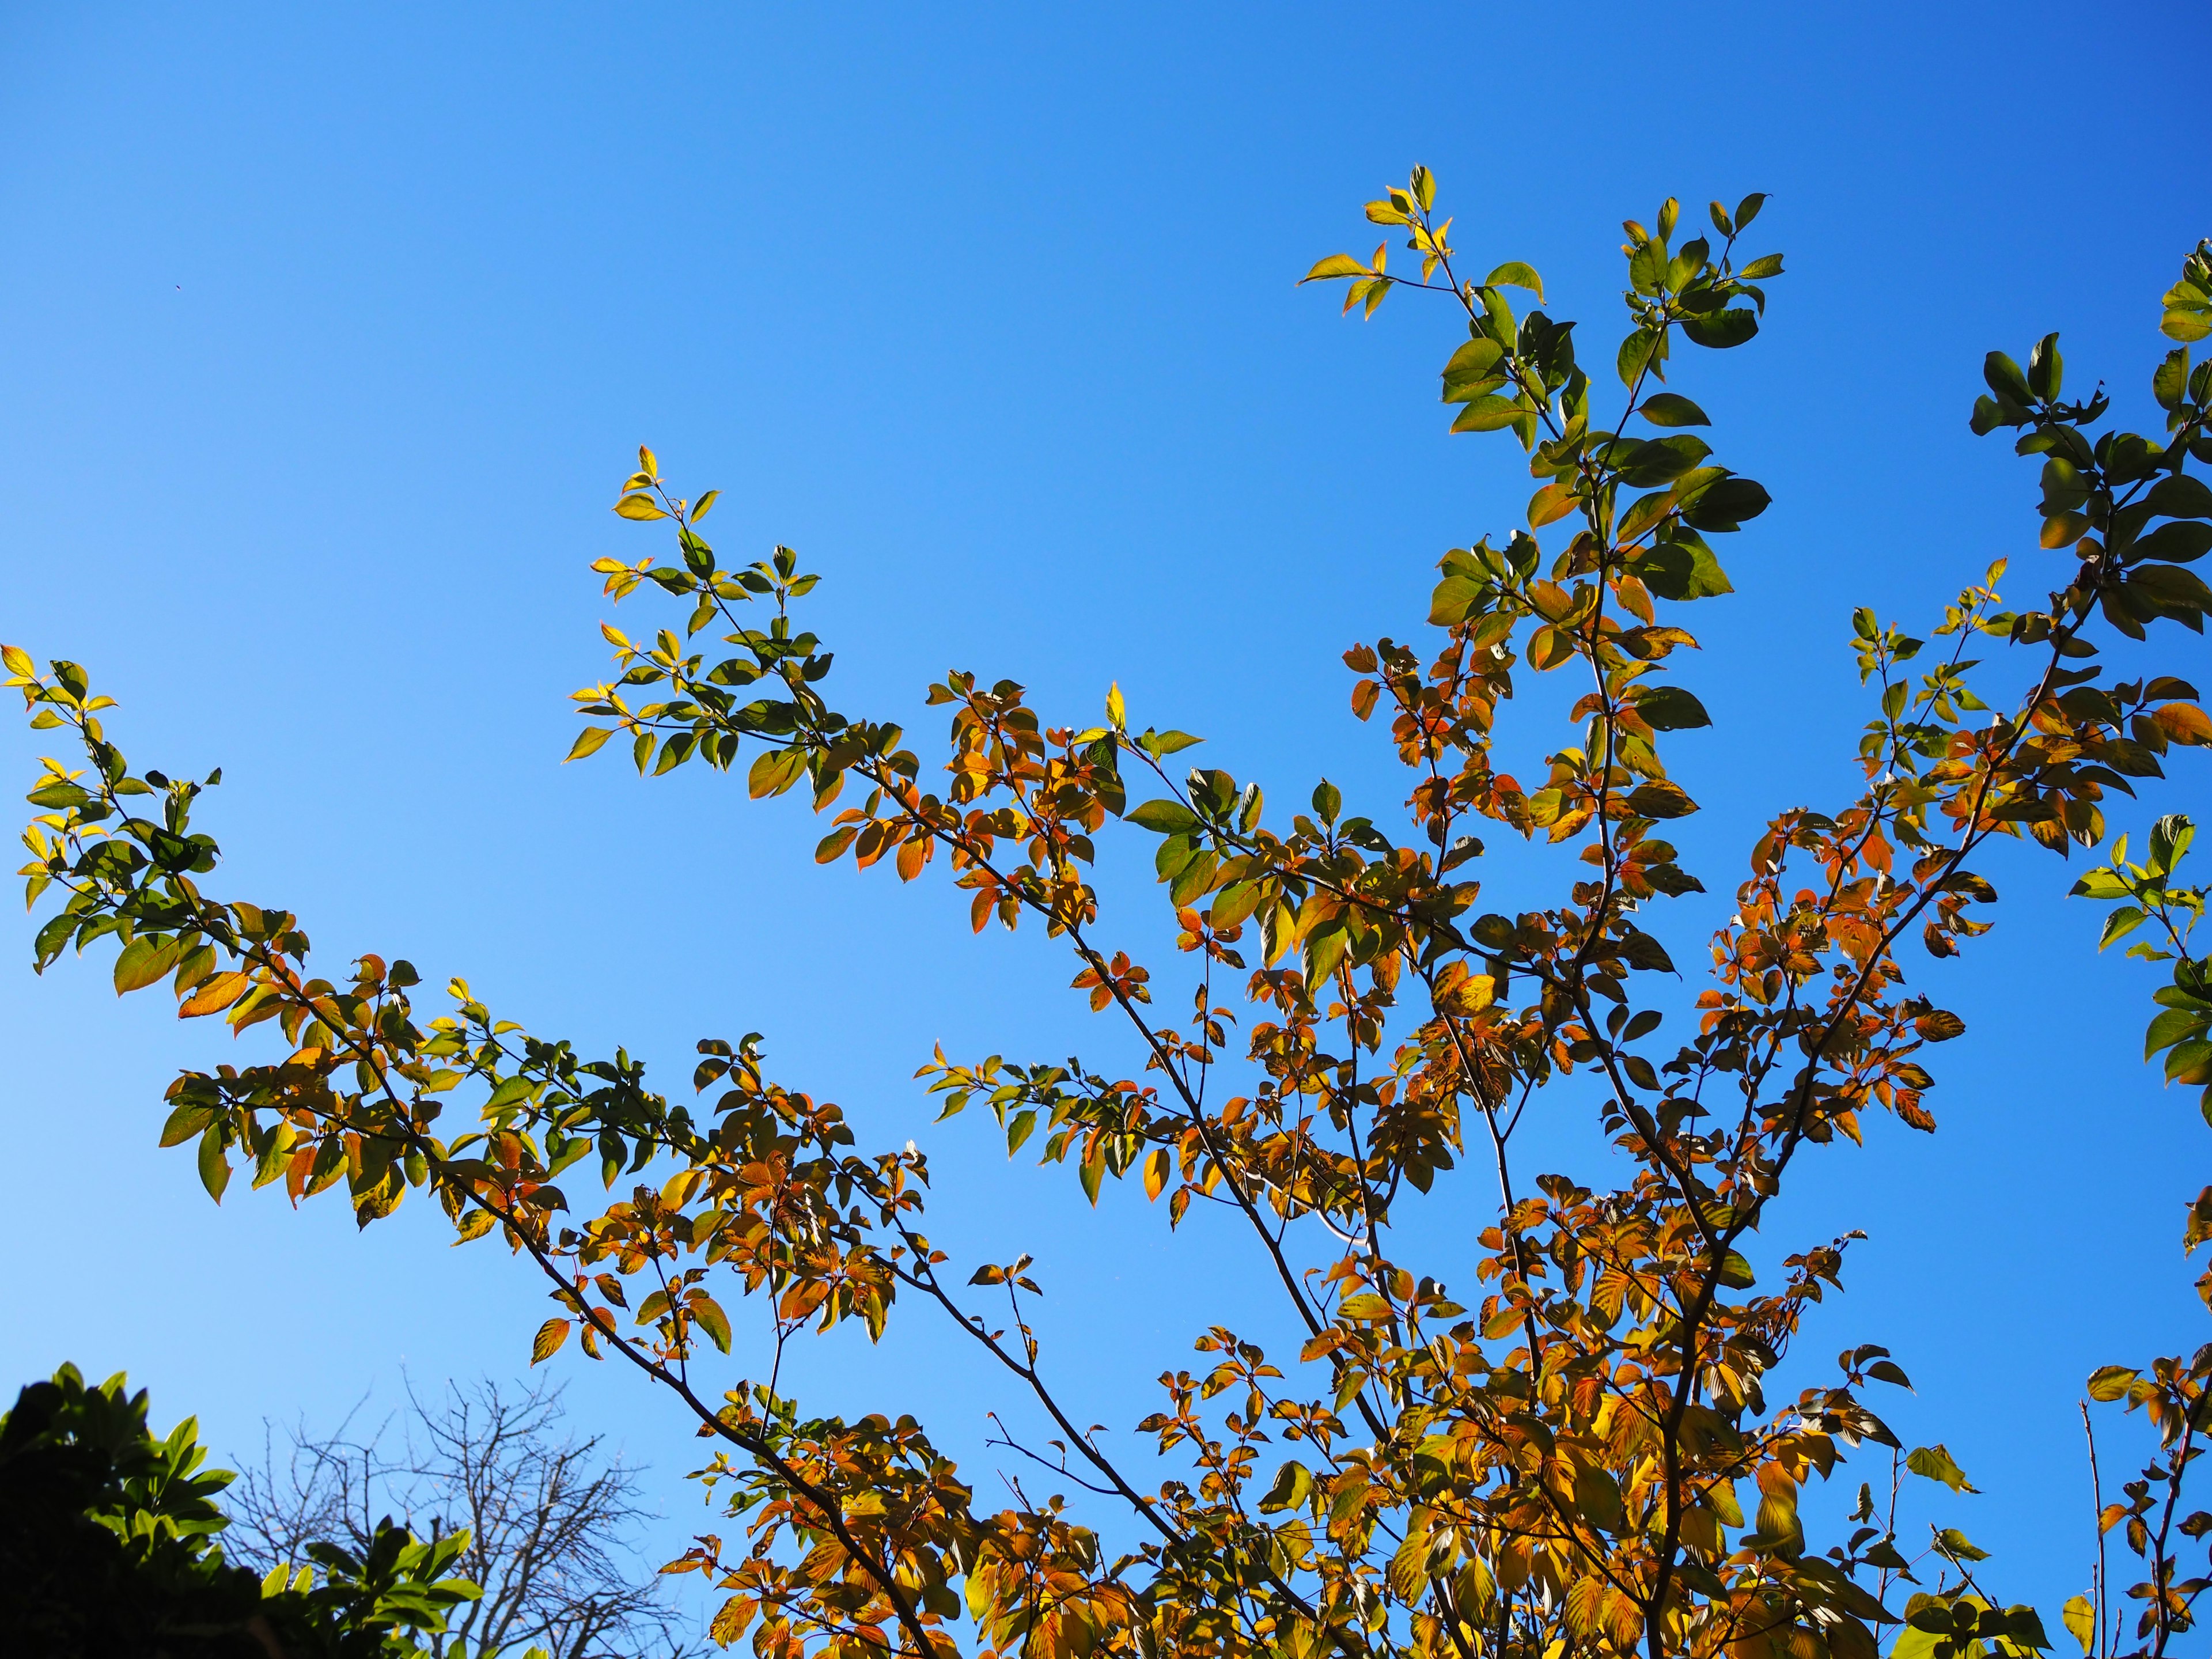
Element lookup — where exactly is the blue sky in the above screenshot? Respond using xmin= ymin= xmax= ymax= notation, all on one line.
xmin=3 ymin=0 xmax=2207 ymax=1619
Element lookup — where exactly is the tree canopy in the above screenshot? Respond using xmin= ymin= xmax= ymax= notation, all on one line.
xmin=0 ymin=1363 xmax=477 ymax=1657
xmin=14 ymin=174 xmax=2212 ymax=1659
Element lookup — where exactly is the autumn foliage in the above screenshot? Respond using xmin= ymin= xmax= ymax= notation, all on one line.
xmin=16 ymin=176 xmax=2212 ymax=1659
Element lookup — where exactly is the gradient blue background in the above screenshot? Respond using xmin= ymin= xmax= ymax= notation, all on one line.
xmin=3 ymin=0 xmax=2207 ymax=1627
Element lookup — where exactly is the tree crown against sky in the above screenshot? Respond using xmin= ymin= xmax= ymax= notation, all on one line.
xmin=0 ymin=1362 xmax=479 ymax=1657
xmin=225 ymin=1376 xmax=701 ymax=1658
xmin=13 ymin=169 xmax=2212 ymax=1659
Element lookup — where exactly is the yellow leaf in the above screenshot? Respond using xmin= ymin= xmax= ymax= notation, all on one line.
xmin=748 ymin=747 xmax=807 ymax=799
xmin=613 ymin=493 xmax=667 ymax=521
xmin=530 ymin=1317 xmax=571 ymax=1365
xmin=2063 ymin=1594 xmax=2096 ymax=1657
xmin=692 ymin=488 xmax=719 ymax=521
xmin=711 ymin=1596 xmax=759 ymax=1646
xmin=1438 ymin=973 xmax=1495 ymax=1015
xmin=638 ymin=444 xmax=658 ymax=477
xmin=565 ymin=726 xmax=613 ymax=762
xmin=1300 ymin=253 xmax=1369 ymax=283
xmin=1143 ymin=1146 xmax=1171 ymax=1200
xmin=0 ymin=643 xmax=31 ymax=677
xmin=1106 ymin=681 xmax=1126 ymax=730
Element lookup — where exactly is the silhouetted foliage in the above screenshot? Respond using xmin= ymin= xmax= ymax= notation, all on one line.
xmin=0 ymin=1364 xmax=476 ymax=1658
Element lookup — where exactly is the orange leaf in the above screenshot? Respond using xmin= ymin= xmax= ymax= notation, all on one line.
xmin=530 ymin=1318 xmax=571 ymax=1365
xmin=1143 ymin=1146 xmax=1171 ymax=1201
xmin=1527 ymin=482 xmax=1581 ymax=528
xmin=179 ymin=969 xmax=251 ymax=1018
xmin=2154 ymin=702 xmax=2212 ymax=745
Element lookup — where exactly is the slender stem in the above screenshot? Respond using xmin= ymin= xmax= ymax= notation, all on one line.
xmin=2083 ymin=1399 xmax=2107 ymax=1659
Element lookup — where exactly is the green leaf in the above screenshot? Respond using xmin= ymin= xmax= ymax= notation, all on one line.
xmin=1450 ymin=395 xmax=1524 ymax=433
xmin=2149 ymin=813 xmax=2194 ymax=873
xmin=1905 ymin=1443 xmax=1978 ymax=1493
xmin=2135 ymin=521 xmax=2212 ymax=563
xmin=1681 ymin=308 xmax=1758 ymax=349
xmin=1633 ymin=685 xmax=1711 ymax=732
xmin=1617 ymin=327 xmax=1659 ymax=389
xmin=2027 ymin=333 xmax=2064 ymax=401
xmin=113 ymin=935 xmax=180 ymax=995
xmin=613 ymin=493 xmax=668 ymax=521
xmin=1257 ymin=1460 xmax=1313 ymax=1514
xmin=1430 ymin=571 xmax=1487 ymax=624
xmin=1145 ymin=730 xmax=1205 ymax=755
xmin=2069 ymin=866 xmax=2131 ymax=900
xmin=1681 ymin=476 xmax=1771 ymax=532
xmin=159 ymin=1099 xmax=214 ymax=1149
xmin=565 ymin=726 xmax=613 ymax=762
xmin=1305 ymin=922 xmax=1349 ymax=984
xmin=2171 ymin=1037 xmax=2212 ymax=1085
xmin=1619 ymin=435 xmax=1713 ymax=487
xmin=1626 ymin=781 xmax=1698 ymax=819
xmin=691 ymin=1294 xmax=733 ymax=1354
xmin=746 ymin=747 xmax=807 ymax=800
xmin=197 ymin=1126 xmax=231 ymax=1205
xmin=2165 ymin=306 xmax=2212 ymax=344
xmin=484 ymin=1074 xmax=537 ymax=1111
xmin=1639 ymin=392 xmax=1710 ymax=428
xmin=1441 ymin=338 xmax=1506 ymax=403
xmin=2146 ymin=474 xmax=2212 ymax=521
xmin=1126 ymin=799 xmax=1199 ymax=834
xmin=1634 ymin=534 xmax=1733 ymax=601
xmin=2128 ymin=563 xmax=2212 ymax=613
xmin=1301 ymin=253 xmax=1370 ymax=282
xmin=1984 ymin=351 xmax=2033 ymax=404
xmin=1969 ymin=393 xmax=2010 ymax=435
xmin=1935 ymin=1527 xmax=1990 ymax=1563
xmin=1210 ymin=880 xmax=1263 ymax=930
xmin=1483 ymin=261 xmax=1544 ymax=300
xmin=1168 ymin=849 xmax=1219 ymax=907
xmin=2099 ymin=906 xmax=2149 ymax=949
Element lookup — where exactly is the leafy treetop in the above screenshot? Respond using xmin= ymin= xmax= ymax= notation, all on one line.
xmin=14 ymin=176 xmax=2212 ymax=1659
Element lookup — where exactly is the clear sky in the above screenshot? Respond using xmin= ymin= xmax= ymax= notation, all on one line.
xmin=3 ymin=0 xmax=2207 ymax=1620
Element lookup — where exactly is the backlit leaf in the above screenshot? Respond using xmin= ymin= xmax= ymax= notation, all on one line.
xmin=1906 ymin=1444 xmax=1978 ymax=1493
xmin=1639 ymin=392 xmax=1710 ymax=427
